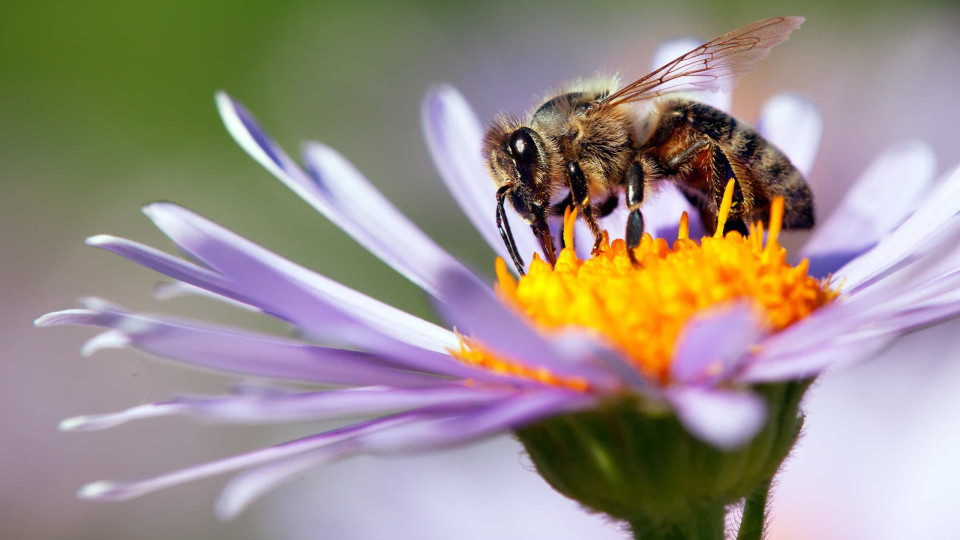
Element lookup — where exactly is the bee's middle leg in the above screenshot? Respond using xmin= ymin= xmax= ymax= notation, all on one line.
xmin=566 ymin=161 xmax=605 ymax=253
xmin=625 ymin=155 xmax=661 ymax=265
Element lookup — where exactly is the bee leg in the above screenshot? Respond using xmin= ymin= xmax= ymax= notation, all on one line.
xmin=549 ymin=192 xmax=574 ymax=249
xmin=662 ymin=137 xmax=711 ymax=175
xmin=710 ymin=145 xmax=750 ymax=236
xmin=567 ymin=161 xmax=604 ymax=254
xmin=663 ymin=137 xmax=750 ymax=236
xmin=625 ymin=160 xmax=647 ymax=266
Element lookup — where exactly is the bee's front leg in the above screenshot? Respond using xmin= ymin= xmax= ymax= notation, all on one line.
xmin=566 ymin=161 xmax=604 ymax=254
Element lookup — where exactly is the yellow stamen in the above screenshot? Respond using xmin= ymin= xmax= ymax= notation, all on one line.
xmin=452 ymin=196 xmax=837 ymax=389
xmin=563 ymin=206 xmax=578 ymax=251
xmin=714 ymin=179 xmax=736 ymax=238
xmin=495 ymin=257 xmax=517 ymax=298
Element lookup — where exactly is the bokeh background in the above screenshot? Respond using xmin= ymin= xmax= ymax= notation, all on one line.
xmin=5 ymin=1 xmax=960 ymax=538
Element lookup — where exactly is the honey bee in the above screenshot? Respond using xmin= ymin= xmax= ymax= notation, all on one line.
xmin=483 ymin=16 xmax=814 ymax=274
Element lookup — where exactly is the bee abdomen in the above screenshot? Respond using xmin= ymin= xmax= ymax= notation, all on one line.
xmin=754 ymin=143 xmax=814 ymax=229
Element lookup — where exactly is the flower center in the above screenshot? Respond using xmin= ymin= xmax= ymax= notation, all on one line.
xmin=454 ymin=182 xmax=837 ymax=390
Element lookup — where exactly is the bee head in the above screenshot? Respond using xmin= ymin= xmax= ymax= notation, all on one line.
xmin=482 ymin=117 xmax=557 ymax=272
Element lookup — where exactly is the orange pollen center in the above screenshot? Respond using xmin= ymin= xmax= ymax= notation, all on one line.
xmin=452 ymin=181 xmax=838 ymax=391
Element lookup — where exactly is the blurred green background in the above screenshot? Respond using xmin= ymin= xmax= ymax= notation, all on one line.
xmin=4 ymin=1 xmax=960 ymax=539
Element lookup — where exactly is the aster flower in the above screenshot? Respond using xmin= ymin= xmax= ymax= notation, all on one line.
xmin=38 ymin=40 xmax=960 ymax=537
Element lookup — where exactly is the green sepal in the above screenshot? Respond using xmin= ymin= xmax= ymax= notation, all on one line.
xmin=515 ymin=380 xmax=809 ymax=533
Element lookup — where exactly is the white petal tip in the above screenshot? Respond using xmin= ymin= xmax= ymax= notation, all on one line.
xmin=34 ymin=312 xmax=61 ymax=327
xmin=59 ymin=416 xmax=93 ymax=431
xmin=78 ymin=481 xmax=142 ymax=501
xmin=34 ymin=309 xmax=85 ymax=328
xmin=153 ymin=281 xmax=185 ymax=301
xmin=85 ymin=234 xmax=117 ymax=247
xmin=81 ymin=330 xmax=130 ymax=357
xmin=671 ymin=389 xmax=767 ymax=450
xmin=78 ymin=297 xmax=124 ymax=312
xmin=214 ymin=91 xmax=236 ymax=115
xmin=214 ymin=498 xmax=244 ymax=522
xmin=300 ymin=140 xmax=335 ymax=164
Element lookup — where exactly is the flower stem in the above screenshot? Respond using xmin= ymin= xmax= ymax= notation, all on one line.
xmin=629 ymin=505 xmax=726 ymax=540
xmin=736 ymin=477 xmax=772 ymax=540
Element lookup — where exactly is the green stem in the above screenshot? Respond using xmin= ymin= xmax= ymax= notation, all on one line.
xmin=736 ymin=478 xmax=772 ymax=540
xmin=629 ymin=505 xmax=726 ymax=540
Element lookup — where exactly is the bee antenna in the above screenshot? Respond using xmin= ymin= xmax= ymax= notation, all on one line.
xmin=496 ymin=185 xmax=526 ymax=276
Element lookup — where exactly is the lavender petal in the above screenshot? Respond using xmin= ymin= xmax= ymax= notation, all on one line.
xmin=63 ymin=386 xmax=515 ymax=430
xmin=216 ymin=389 xmax=593 ymax=518
xmin=76 ymin=415 xmax=415 ymax=502
xmin=141 ymin=202 xmax=460 ymax=355
xmin=433 ymin=268 xmax=622 ymax=389
xmin=646 ymin=185 xmax=703 ymax=243
xmin=35 ymin=307 xmax=444 ymax=387
xmin=670 ymin=302 xmax=765 ymax=386
xmin=666 ymin=387 xmax=767 ymax=450
xmin=740 ymin=333 xmax=895 ymax=382
xmin=59 ymin=402 xmax=186 ymax=432
xmin=216 ymin=92 xmax=469 ymax=297
xmin=755 ymin=93 xmax=822 ymax=177
xmin=421 ymin=86 xmax=542 ymax=269
xmin=803 ymin=141 xmax=936 ymax=277
xmin=837 ymin=164 xmax=960 ymax=290
xmin=301 ymin=141 xmax=478 ymax=298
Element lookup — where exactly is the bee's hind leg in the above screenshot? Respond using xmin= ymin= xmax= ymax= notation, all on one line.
xmin=708 ymin=145 xmax=749 ymax=236
xmin=661 ymin=137 xmax=749 ymax=236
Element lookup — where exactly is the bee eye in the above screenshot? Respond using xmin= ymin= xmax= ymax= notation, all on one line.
xmin=508 ymin=128 xmax=539 ymax=165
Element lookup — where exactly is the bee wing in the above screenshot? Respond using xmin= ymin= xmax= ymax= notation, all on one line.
xmin=598 ymin=16 xmax=804 ymax=107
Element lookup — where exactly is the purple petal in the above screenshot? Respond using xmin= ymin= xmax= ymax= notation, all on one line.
xmin=181 ymin=385 xmax=516 ymax=423
xmin=141 ymin=203 xmax=460 ymax=355
xmin=421 ymin=86 xmax=542 ymax=269
xmin=551 ymin=330 xmax=656 ymax=396
xmin=433 ymin=268 xmax=621 ymax=389
xmin=651 ymin=38 xmax=731 ymax=112
xmin=646 ymin=184 xmax=703 ymax=243
xmin=216 ymin=92 xmax=469 ymax=297
xmin=666 ymin=387 xmax=766 ymax=449
xmin=755 ymin=93 xmax=822 ymax=177
xmin=85 ymin=235 xmax=240 ymax=301
xmin=873 ymin=297 xmax=960 ymax=335
xmin=35 ymin=307 xmax=444 ymax=387
xmin=216 ymin=389 xmax=594 ymax=518
xmin=803 ymin=141 xmax=936 ymax=277
xmin=837 ymin=164 xmax=960 ymax=290
xmin=77 ymin=414 xmax=415 ymax=503
xmin=59 ymin=402 xmax=186 ymax=432
xmin=740 ymin=333 xmax=895 ymax=383
xmin=351 ymin=389 xmax=596 ymax=452
xmin=215 ymin=438 xmax=357 ymax=520
xmin=153 ymin=281 xmax=262 ymax=312
xmin=81 ymin=225 xmax=525 ymax=382
xmin=670 ymin=302 xmax=765 ymax=386
xmin=301 ymin=141 xmax=476 ymax=298
xmin=64 ymin=386 xmax=515 ymax=430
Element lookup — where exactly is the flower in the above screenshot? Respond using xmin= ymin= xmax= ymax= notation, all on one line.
xmin=37 ymin=39 xmax=960 ymax=531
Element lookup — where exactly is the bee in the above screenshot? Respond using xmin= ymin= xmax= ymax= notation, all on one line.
xmin=483 ymin=16 xmax=814 ymax=274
